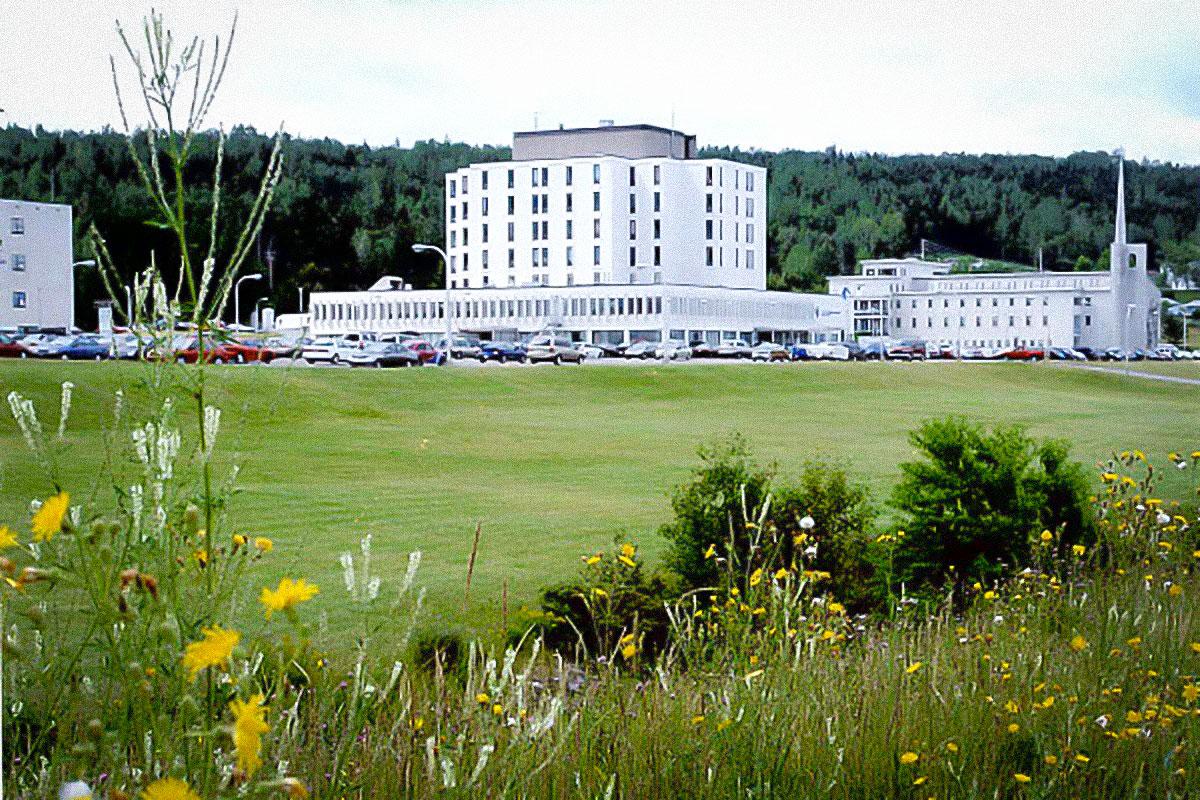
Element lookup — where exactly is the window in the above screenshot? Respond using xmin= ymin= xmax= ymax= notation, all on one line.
xmin=541 ymin=220 xmax=548 ymax=239
xmin=746 ymin=172 xmax=755 ymax=192
xmin=12 ymin=254 xmax=25 ymax=272
xmin=593 ymin=163 xmax=601 ymax=184
xmin=450 ymin=230 xmax=457 ymax=248
xmin=541 ymin=193 xmax=548 ymax=212
xmin=593 ymin=191 xmax=601 ymax=212
xmin=508 ymin=249 xmax=515 ymax=268
xmin=593 ymin=218 xmax=601 ymax=238
xmin=542 ymin=247 xmax=548 ymax=266
xmin=12 ymin=291 xmax=26 ymax=308
xmin=566 ymin=220 xmax=573 ymax=239
xmin=507 ymin=196 xmax=515 ymax=214
xmin=532 ymin=248 xmax=541 ymax=267
xmin=629 ymin=220 xmax=637 ymax=239
xmin=653 ymin=219 xmax=661 ymax=239
xmin=482 ymin=250 xmax=489 ymax=268
xmin=567 ymin=274 xmax=574 ymax=286
xmin=629 ymin=193 xmax=636 ymax=213
xmin=706 ymin=246 xmax=714 ymax=266
xmin=532 ymin=222 xmax=540 ymax=240
xmin=481 ymin=197 xmax=489 ymax=216
xmin=482 ymin=223 xmax=489 ymax=243
xmin=629 ymin=166 xmax=636 ymax=186
xmin=462 ymin=228 xmax=469 ymax=246
xmin=706 ymin=166 xmax=713 ymax=186
xmin=532 ymin=167 xmax=540 ymax=187
xmin=566 ymin=246 xmax=574 ymax=266
xmin=706 ymin=220 xmax=713 ymax=240
xmin=593 ymin=246 xmax=601 ymax=265
xmin=653 ymin=165 xmax=661 ymax=185
xmin=507 ymin=169 xmax=514 ymax=189
xmin=462 ymin=175 xmax=469 ymax=194
xmin=706 ymin=194 xmax=713 ymax=213
xmin=507 ymin=222 xmax=515 ymax=242
xmin=745 ymin=224 xmax=754 ymax=244
xmin=541 ymin=167 xmax=548 ymax=185
xmin=746 ymin=198 xmax=755 ymax=218
xmin=11 ymin=217 xmax=25 ymax=235
xmin=482 ymin=171 xmax=489 ymax=190
xmin=566 ymin=193 xmax=573 ymax=212
xmin=532 ymin=195 xmax=540 ymax=214
xmin=629 ymin=246 xmax=636 ymax=267
xmin=462 ymin=253 xmax=469 ymax=271
xmin=449 ymin=180 xmax=457 ymax=198
xmin=594 ymin=271 xmax=601 ymax=284
xmin=450 ymin=255 xmax=457 ymax=273
xmin=566 ymin=165 xmax=573 ymax=186
xmin=653 ymin=245 xmax=661 ymax=266
xmin=653 ymin=192 xmax=661 ymax=212
xmin=450 ymin=205 xmax=457 ymax=223
xmin=746 ymin=250 xmax=755 ymax=270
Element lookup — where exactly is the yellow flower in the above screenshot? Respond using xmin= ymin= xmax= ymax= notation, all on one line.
xmin=31 ymin=491 xmax=69 ymax=542
xmin=618 ymin=555 xmax=637 ymax=568
xmin=1075 ymin=754 xmax=1090 ymax=764
xmin=621 ymin=642 xmax=637 ymax=659
xmin=1126 ymin=710 xmax=1143 ymax=724
xmin=749 ymin=568 xmax=763 ymax=587
xmin=1182 ymin=684 xmax=1198 ymax=703
xmin=828 ymin=601 xmax=845 ymax=615
xmin=899 ymin=752 xmax=918 ymax=765
xmin=906 ymin=661 xmax=923 ymax=675
xmin=621 ymin=542 xmax=636 ymax=559
xmin=704 ymin=543 xmax=716 ymax=559
xmin=181 ymin=625 xmax=239 ymax=680
xmin=260 ymin=577 xmax=319 ymax=618
xmin=1044 ymin=754 xmax=1058 ymax=765
xmin=476 ymin=692 xmax=489 ymax=704
xmin=1072 ymin=544 xmax=1086 ymax=556
xmin=946 ymin=742 xmax=959 ymax=753
xmin=773 ymin=567 xmax=789 ymax=580
xmin=1191 ymin=643 xmax=1200 ymax=654
xmin=492 ymin=703 xmax=503 ymax=716
xmin=1170 ymin=585 xmax=1183 ymax=597
xmin=983 ymin=590 xmax=997 ymax=601
xmin=691 ymin=714 xmax=705 ymax=724
xmin=0 ymin=526 xmax=17 ymax=549
xmin=232 ymin=534 xmax=246 ymax=547
xmin=592 ymin=587 xmax=608 ymax=599
xmin=1069 ymin=635 xmax=1088 ymax=652
xmin=913 ymin=776 xmax=927 ymax=786
xmin=585 ymin=554 xmax=602 ymax=565
xmin=1040 ymin=530 xmax=1053 ymax=542
xmin=253 ymin=536 xmax=273 ymax=553
xmin=281 ymin=778 xmax=309 ymax=798
xmin=1007 ymin=723 xmax=1020 ymax=734
xmin=229 ymin=693 xmax=270 ymax=777
xmin=716 ymin=719 xmax=732 ymax=732
xmin=141 ymin=777 xmax=201 ymax=800
xmin=1014 ymin=773 xmax=1031 ymax=784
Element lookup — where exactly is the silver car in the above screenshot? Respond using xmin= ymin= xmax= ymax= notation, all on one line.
xmin=655 ymin=339 xmax=692 ymax=360
xmin=526 ymin=334 xmax=583 ymax=364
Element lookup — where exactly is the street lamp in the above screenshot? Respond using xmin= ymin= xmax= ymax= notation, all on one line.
xmin=412 ymin=243 xmax=452 ymax=363
xmin=234 ymin=273 xmax=263 ymax=328
xmin=254 ymin=297 xmax=269 ymax=331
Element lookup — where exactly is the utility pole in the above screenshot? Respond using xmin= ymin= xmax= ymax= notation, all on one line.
xmin=265 ymin=241 xmax=276 ymax=290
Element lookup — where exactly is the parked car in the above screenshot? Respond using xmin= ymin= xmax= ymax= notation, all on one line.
xmin=1073 ymin=346 xmax=1103 ymax=360
xmin=300 ymin=338 xmax=353 ymax=364
xmin=927 ymin=344 xmax=958 ymax=360
xmin=477 ymin=340 xmax=527 ymax=363
xmin=751 ymin=341 xmax=790 ymax=362
xmin=623 ymin=341 xmax=659 ymax=359
xmin=0 ymin=333 xmax=32 ymax=358
xmin=348 ymin=342 xmax=420 ymax=368
xmin=400 ymin=338 xmax=444 ymax=365
xmin=841 ymin=341 xmax=867 ymax=361
xmin=526 ymin=334 xmax=583 ymax=364
xmin=173 ymin=336 xmax=238 ymax=364
xmin=860 ymin=342 xmax=886 ymax=360
xmin=433 ymin=335 xmax=482 ymax=360
xmin=1003 ymin=346 xmax=1046 ymax=361
xmin=689 ymin=340 xmax=720 ymax=358
xmin=655 ymin=339 xmax=692 ymax=361
xmin=223 ymin=338 xmax=276 ymax=364
xmin=715 ymin=339 xmax=753 ymax=359
xmin=57 ymin=335 xmax=113 ymax=361
xmin=806 ymin=342 xmax=851 ymax=361
xmin=261 ymin=336 xmax=301 ymax=361
xmin=886 ymin=340 xmax=927 ymax=361
xmin=1102 ymin=347 xmax=1140 ymax=361
xmin=1140 ymin=348 xmax=1171 ymax=361
xmin=111 ymin=332 xmax=150 ymax=360
xmin=25 ymin=334 xmax=73 ymax=358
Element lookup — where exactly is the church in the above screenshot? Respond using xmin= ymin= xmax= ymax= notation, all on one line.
xmin=828 ymin=160 xmax=1161 ymax=352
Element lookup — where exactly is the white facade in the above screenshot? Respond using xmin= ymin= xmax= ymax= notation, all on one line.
xmin=310 ymin=125 xmax=840 ymax=346
xmin=828 ymin=161 xmax=1160 ymax=351
xmin=0 ymin=199 xmax=74 ymax=330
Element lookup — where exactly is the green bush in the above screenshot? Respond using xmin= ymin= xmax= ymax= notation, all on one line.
xmin=890 ymin=416 xmax=1092 ymax=591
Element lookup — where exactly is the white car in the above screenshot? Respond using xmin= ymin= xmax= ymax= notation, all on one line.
xmin=655 ymin=339 xmax=692 ymax=360
xmin=806 ymin=343 xmax=851 ymax=361
xmin=300 ymin=338 xmax=358 ymax=364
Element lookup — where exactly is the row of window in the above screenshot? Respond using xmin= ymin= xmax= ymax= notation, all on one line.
xmin=705 ymin=246 xmax=756 ymax=270
xmin=449 ymin=217 xmax=756 ymax=249
xmin=448 ymin=188 xmax=751 ymax=222
xmin=896 ymin=315 xmax=1053 ymax=329
xmin=908 ymin=296 xmax=1051 ymax=309
xmin=448 ymin=164 xmax=759 ymax=198
xmin=313 ymin=293 xmax=666 ymax=324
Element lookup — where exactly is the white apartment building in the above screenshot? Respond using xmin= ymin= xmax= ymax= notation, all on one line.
xmin=0 ymin=199 xmax=74 ymax=330
xmin=308 ymin=125 xmax=843 ymax=345
xmin=828 ymin=161 xmax=1160 ymax=351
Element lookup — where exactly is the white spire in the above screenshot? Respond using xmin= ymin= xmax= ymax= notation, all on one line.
xmin=1114 ymin=157 xmax=1127 ymax=245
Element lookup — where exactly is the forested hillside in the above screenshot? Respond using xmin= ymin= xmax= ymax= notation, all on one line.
xmin=1 ymin=124 xmax=1198 ymax=324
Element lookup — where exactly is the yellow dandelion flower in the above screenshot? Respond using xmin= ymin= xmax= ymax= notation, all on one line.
xmin=476 ymin=692 xmax=489 ymax=704
xmin=620 ymin=542 xmax=636 ymax=558
xmin=1126 ymin=710 xmax=1143 ymax=724
xmin=828 ymin=601 xmax=845 ymax=615
xmin=899 ymin=752 xmax=919 ymax=765
xmin=232 ymin=533 xmax=246 ymax=547
xmin=774 ymin=567 xmax=789 ymax=580
xmin=0 ymin=526 xmax=17 ymax=549
xmin=1072 ymin=544 xmax=1086 ymax=556
xmin=141 ymin=777 xmax=201 ymax=800
xmin=1044 ymin=754 xmax=1058 ymax=765
xmin=1075 ymin=754 xmax=1090 ymax=764
xmin=585 ymin=554 xmax=602 ymax=566
xmin=749 ymin=568 xmax=763 ymax=587
xmin=1040 ymin=530 xmax=1053 ymax=542
xmin=253 ymin=536 xmax=273 ymax=553
xmin=229 ymin=693 xmax=270 ymax=777
xmin=259 ymin=577 xmax=319 ymax=619
xmin=31 ymin=491 xmax=69 ymax=542
xmin=716 ymin=719 xmax=732 ymax=732
xmin=983 ymin=590 xmax=998 ymax=601
xmin=1182 ymin=684 xmax=1198 ymax=703
xmin=691 ymin=715 xmax=705 ymax=724
xmin=281 ymin=778 xmax=310 ymax=798
xmin=1191 ymin=643 xmax=1200 ymax=654
xmin=1170 ymin=585 xmax=1183 ymax=597
xmin=592 ymin=587 xmax=608 ymax=599
xmin=618 ymin=555 xmax=637 ymax=568
xmin=946 ymin=742 xmax=959 ymax=753
xmin=621 ymin=642 xmax=637 ymax=660
xmin=1007 ymin=723 xmax=1020 ymax=734
xmin=1014 ymin=773 xmax=1031 ymax=784
xmin=181 ymin=625 xmax=239 ymax=681
xmin=1069 ymin=635 xmax=1088 ymax=652
xmin=492 ymin=703 xmax=503 ymax=716
xmin=913 ymin=776 xmax=927 ymax=786
xmin=703 ymin=543 xmax=717 ymax=559
xmin=906 ymin=661 xmax=923 ymax=675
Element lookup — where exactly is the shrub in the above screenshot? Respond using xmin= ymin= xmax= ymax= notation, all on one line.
xmin=890 ymin=416 xmax=1092 ymax=591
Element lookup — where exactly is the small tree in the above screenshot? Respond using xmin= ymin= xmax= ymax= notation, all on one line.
xmin=890 ymin=417 xmax=1091 ymax=591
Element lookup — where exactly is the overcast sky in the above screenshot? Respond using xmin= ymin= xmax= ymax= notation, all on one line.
xmin=5 ymin=0 xmax=1200 ymax=162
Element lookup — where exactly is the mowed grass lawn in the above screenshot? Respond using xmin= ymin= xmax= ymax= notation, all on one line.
xmin=1 ymin=360 xmax=1197 ymax=636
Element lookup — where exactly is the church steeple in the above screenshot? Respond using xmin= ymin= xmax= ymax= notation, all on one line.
xmin=1114 ymin=157 xmax=1127 ymax=245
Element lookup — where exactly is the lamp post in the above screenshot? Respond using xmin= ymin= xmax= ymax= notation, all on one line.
xmin=122 ymin=285 xmax=133 ymax=325
xmin=234 ymin=273 xmax=263 ymax=328
xmin=254 ymin=297 xmax=269 ymax=331
xmin=412 ymin=243 xmax=452 ymax=363
xmin=1124 ymin=303 xmax=1136 ymax=364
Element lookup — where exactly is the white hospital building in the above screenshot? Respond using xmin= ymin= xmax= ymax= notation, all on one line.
xmin=827 ymin=160 xmax=1160 ymax=352
xmin=0 ymin=199 xmax=74 ymax=330
xmin=307 ymin=124 xmax=844 ymax=345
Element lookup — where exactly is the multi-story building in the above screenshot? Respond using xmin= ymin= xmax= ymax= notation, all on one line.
xmin=827 ymin=161 xmax=1160 ymax=351
xmin=307 ymin=125 xmax=844 ymax=345
xmin=0 ymin=199 xmax=74 ymax=330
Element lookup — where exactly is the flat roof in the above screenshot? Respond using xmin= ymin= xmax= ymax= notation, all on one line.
xmin=512 ymin=123 xmax=693 ymax=139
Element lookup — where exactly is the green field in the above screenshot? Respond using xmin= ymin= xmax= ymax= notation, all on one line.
xmin=2 ymin=360 xmax=1197 ymax=634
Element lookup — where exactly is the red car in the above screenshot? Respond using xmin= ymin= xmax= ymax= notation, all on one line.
xmin=400 ymin=338 xmax=443 ymax=365
xmin=222 ymin=339 xmax=275 ymax=364
xmin=0 ymin=333 xmax=32 ymax=358
xmin=160 ymin=336 xmax=239 ymax=364
xmin=1003 ymin=347 xmax=1045 ymax=361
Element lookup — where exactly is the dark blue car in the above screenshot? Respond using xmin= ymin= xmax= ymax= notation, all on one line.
xmin=477 ymin=340 xmax=526 ymax=363
xmin=58 ymin=335 xmax=112 ymax=361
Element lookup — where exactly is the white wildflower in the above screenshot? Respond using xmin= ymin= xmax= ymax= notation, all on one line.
xmin=57 ymin=381 xmax=74 ymax=440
